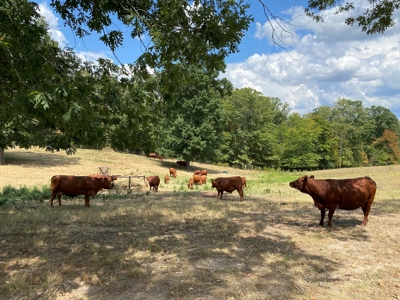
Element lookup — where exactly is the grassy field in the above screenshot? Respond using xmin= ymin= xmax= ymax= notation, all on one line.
xmin=0 ymin=147 xmax=400 ymax=300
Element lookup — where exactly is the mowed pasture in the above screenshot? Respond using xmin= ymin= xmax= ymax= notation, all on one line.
xmin=1 ymin=148 xmax=400 ymax=300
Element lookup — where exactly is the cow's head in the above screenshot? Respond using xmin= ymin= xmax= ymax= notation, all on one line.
xmin=211 ymin=179 xmax=217 ymax=188
xmin=289 ymin=175 xmax=313 ymax=191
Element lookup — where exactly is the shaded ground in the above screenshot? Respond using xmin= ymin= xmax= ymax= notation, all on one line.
xmin=1 ymin=148 xmax=400 ymax=299
xmin=1 ymin=191 xmax=399 ymax=300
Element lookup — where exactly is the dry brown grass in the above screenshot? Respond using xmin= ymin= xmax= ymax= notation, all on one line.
xmin=1 ymin=147 xmax=400 ymax=300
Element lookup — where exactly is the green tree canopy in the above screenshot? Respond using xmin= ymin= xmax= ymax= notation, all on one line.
xmin=0 ymin=0 xmax=131 ymax=164
xmin=158 ymin=67 xmax=231 ymax=164
xmin=305 ymin=0 xmax=400 ymax=34
xmin=220 ymin=88 xmax=289 ymax=167
xmin=51 ymin=0 xmax=252 ymax=81
xmin=278 ymin=113 xmax=322 ymax=170
xmin=108 ymin=75 xmax=161 ymax=154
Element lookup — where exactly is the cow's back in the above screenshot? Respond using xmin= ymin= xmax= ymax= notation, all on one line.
xmin=309 ymin=177 xmax=376 ymax=210
xmin=336 ymin=177 xmax=376 ymax=209
xmin=51 ymin=175 xmax=88 ymax=197
xmin=214 ymin=176 xmax=242 ymax=192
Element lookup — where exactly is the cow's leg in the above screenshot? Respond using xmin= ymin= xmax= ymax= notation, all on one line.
xmin=50 ymin=191 xmax=56 ymax=206
xmin=237 ymin=187 xmax=244 ymax=202
xmin=57 ymin=193 xmax=62 ymax=206
xmin=361 ymin=199 xmax=373 ymax=226
xmin=319 ymin=209 xmax=325 ymax=226
xmin=85 ymin=195 xmax=90 ymax=207
xmin=327 ymin=206 xmax=337 ymax=228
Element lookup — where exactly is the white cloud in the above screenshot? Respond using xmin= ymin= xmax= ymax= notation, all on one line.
xmin=37 ymin=2 xmax=114 ymax=63
xmin=75 ymin=51 xmax=109 ymax=62
xmin=224 ymin=3 xmax=400 ymax=117
xmin=37 ymin=2 xmax=67 ymax=47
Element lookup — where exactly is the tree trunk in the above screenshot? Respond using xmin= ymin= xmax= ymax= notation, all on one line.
xmin=0 ymin=148 xmax=5 ymax=165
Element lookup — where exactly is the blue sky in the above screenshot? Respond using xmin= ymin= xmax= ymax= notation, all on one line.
xmin=38 ymin=1 xmax=400 ymax=118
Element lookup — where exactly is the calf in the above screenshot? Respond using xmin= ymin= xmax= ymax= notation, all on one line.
xmin=211 ymin=176 xmax=244 ymax=202
xmin=50 ymin=175 xmax=116 ymax=207
xmin=289 ymin=175 xmax=377 ymax=227
xmin=146 ymin=176 xmax=160 ymax=192
xmin=169 ymin=167 xmax=177 ymax=178
xmin=193 ymin=174 xmax=203 ymax=185
xmin=187 ymin=178 xmax=194 ymax=189
xmin=164 ymin=174 xmax=170 ymax=184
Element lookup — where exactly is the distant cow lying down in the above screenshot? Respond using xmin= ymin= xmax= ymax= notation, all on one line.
xmin=50 ymin=175 xmax=117 ymax=207
xmin=289 ymin=175 xmax=377 ymax=227
xmin=211 ymin=176 xmax=244 ymax=202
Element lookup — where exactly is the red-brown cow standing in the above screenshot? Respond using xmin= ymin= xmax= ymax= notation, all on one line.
xmin=169 ymin=167 xmax=177 ymax=178
xmin=157 ymin=155 xmax=163 ymax=160
xmin=50 ymin=175 xmax=116 ymax=207
xmin=193 ymin=174 xmax=203 ymax=185
xmin=188 ymin=175 xmax=203 ymax=189
xmin=241 ymin=177 xmax=247 ymax=188
xmin=201 ymin=175 xmax=207 ymax=184
xmin=146 ymin=176 xmax=160 ymax=192
xmin=211 ymin=176 xmax=244 ymax=202
xmin=200 ymin=170 xmax=207 ymax=176
xmin=289 ymin=175 xmax=377 ymax=227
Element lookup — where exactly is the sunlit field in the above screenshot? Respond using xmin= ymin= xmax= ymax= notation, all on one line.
xmin=0 ymin=148 xmax=399 ymax=300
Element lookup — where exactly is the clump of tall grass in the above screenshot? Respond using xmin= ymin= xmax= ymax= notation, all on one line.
xmin=0 ymin=185 xmax=51 ymax=206
xmin=0 ymin=185 xmax=145 ymax=207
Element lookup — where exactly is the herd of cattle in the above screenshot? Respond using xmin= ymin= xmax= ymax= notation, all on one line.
xmin=145 ymin=167 xmax=248 ymax=203
xmin=49 ymin=158 xmax=378 ymax=228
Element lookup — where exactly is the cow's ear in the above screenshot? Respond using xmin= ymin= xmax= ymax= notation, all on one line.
xmin=310 ymin=175 xmax=314 ymax=179
xmin=303 ymin=175 xmax=308 ymax=182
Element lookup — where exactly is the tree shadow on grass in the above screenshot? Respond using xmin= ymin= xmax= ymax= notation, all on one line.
xmin=4 ymin=150 xmax=81 ymax=167
xmin=5 ymin=190 xmax=396 ymax=299
xmin=0 ymin=194 xmax=345 ymax=300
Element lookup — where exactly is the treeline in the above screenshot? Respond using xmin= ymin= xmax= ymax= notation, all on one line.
xmin=107 ymin=76 xmax=400 ymax=170
xmin=66 ymin=66 xmax=400 ymax=169
xmin=2 ymin=1 xmax=400 ymax=169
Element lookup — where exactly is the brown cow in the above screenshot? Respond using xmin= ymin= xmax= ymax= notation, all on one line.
xmin=241 ymin=177 xmax=247 ymax=188
xmin=211 ymin=177 xmax=244 ymax=202
xmin=176 ymin=161 xmax=187 ymax=167
xmin=187 ymin=178 xmax=194 ymax=189
xmin=157 ymin=155 xmax=163 ymax=160
xmin=148 ymin=153 xmax=157 ymax=159
xmin=200 ymin=170 xmax=207 ymax=176
xmin=146 ymin=176 xmax=160 ymax=192
xmin=164 ymin=174 xmax=170 ymax=184
xmin=169 ymin=167 xmax=177 ymax=178
xmin=289 ymin=175 xmax=377 ymax=227
xmin=193 ymin=174 xmax=203 ymax=185
xmin=50 ymin=175 xmax=116 ymax=207
xmin=194 ymin=170 xmax=201 ymax=175
xmin=201 ymin=175 xmax=207 ymax=184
